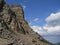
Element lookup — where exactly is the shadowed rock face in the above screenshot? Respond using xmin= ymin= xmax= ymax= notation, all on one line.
xmin=0 ymin=0 xmax=4 ymax=4
xmin=0 ymin=0 xmax=5 ymax=11
xmin=0 ymin=0 xmax=53 ymax=45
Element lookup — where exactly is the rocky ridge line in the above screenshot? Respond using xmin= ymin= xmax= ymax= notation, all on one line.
xmin=0 ymin=0 xmax=53 ymax=45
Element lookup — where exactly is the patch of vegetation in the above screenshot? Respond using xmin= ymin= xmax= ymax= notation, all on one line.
xmin=32 ymin=39 xmax=37 ymax=43
xmin=9 ymin=28 xmax=18 ymax=35
xmin=7 ymin=43 xmax=13 ymax=45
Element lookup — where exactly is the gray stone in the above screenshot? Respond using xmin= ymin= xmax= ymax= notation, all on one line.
xmin=0 ymin=0 xmax=53 ymax=45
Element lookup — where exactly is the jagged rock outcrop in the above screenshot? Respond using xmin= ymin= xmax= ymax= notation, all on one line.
xmin=0 ymin=0 xmax=53 ymax=45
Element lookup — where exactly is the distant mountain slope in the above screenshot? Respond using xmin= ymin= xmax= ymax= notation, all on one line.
xmin=55 ymin=43 xmax=60 ymax=45
xmin=0 ymin=0 xmax=53 ymax=45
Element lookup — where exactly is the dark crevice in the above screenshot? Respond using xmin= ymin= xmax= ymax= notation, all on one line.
xmin=7 ymin=43 xmax=13 ymax=45
xmin=2 ymin=19 xmax=9 ymax=29
xmin=0 ymin=29 xmax=3 ymax=35
xmin=8 ymin=8 xmax=16 ymax=24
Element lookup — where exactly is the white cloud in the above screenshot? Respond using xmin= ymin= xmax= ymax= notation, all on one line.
xmin=44 ymin=12 xmax=60 ymax=35
xmin=33 ymin=18 xmax=39 ymax=22
xmin=46 ymin=12 xmax=60 ymax=26
xmin=30 ymin=11 xmax=60 ymax=35
xmin=43 ymin=26 xmax=60 ymax=33
xmin=20 ymin=3 xmax=27 ymax=9
xmin=22 ymin=5 xmax=26 ymax=9
xmin=46 ymin=12 xmax=60 ymax=22
xmin=30 ymin=25 xmax=49 ymax=35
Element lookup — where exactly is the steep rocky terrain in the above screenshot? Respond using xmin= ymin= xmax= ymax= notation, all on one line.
xmin=0 ymin=0 xmax=53 ymax=45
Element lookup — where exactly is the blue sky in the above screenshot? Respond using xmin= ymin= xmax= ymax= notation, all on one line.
xmin=5 ymin=0 xmax=60 ymax=44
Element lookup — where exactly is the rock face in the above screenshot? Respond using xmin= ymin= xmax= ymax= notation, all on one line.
xmin=0 ymin=0 xmax=53 ymax=45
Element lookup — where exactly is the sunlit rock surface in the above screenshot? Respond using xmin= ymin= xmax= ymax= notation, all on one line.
xmin=0 ymin=0 xmax=53 ymax=45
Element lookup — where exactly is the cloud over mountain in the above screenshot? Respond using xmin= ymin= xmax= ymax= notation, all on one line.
xmin=46 ymin=12 xmax=60 ymax=26
xmin=31 ymin=11 xmax=60 ymax=35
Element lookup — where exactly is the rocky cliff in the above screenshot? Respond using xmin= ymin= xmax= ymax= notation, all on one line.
xmin=0 ymin=0 xmax=53 ymax=45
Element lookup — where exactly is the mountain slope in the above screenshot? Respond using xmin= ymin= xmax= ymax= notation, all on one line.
xmin=0 ymin=0 xmax=53 ymax=45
